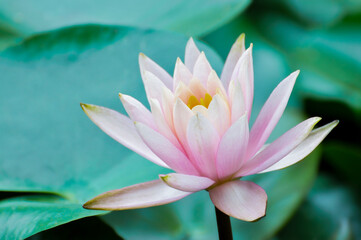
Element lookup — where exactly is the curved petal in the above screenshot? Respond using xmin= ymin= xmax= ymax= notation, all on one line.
xmin=230 ymin=45 xmax=254 ymax=120
xmin=209 ymin=180 xmax=267 ymax=221
xmin=119 ymin=93 xmax=156 ymax=129
xmin=160 ymin=173 xmax=214 ymax=192
xmin=221 ymin=33 xmax=246 ymax=89
xmin=261 ymin=120 xmax=339 ymax=173
xmin=142 ymin=70 xmax=169 ymax=104
xmin=207 ymin=94 xmax=231 ymax=135
xmin=216 ymin=114 xmax=249 ymax=179
xmin=229 ymin=78 xmax=246 ymax=123
xmin=239 ymin=117 xmax=321 ymax=176
xmin=139 ymin=53 xmax=173 ymax=90
xmin=81 ymin=103 xmax=167 ymax=168
xmin=247 ymin=70 xmax=299 ymax=159
xmin=84 ymin=180 xmax=191 ymax=210
xmin=185 ymin=37 xmax=201 ymax=72
xmin=193 ymin=52 xmax=212 ymax=86
xmin=173 ymin=57 xmax=193 ymax=90
xmin=207 ymin=70 xmax=227 ymax=97
xmin=149 ymin=98 xmax=180 ymax=149
xmin=187 ymin=113 xmax=220 ymax=179
xmin=136 ymin=122 xmax=199 ymax=175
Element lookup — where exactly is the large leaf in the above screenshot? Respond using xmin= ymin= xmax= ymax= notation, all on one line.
xmin=0 ymin=24 xmax=223 ymax=238
xmin=102 ymin=146 xmax=320 ymax=240
xmin=278 ymin=175 xmax=361 ymax=239
xmin=0 ymin=0 xmax=250 ymax=37
xmin=0 ymin=195 xmax=104 ymax=239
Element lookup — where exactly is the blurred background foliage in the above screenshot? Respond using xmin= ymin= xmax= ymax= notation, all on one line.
xmin=0 ymin=0 xmax=360 ymax=239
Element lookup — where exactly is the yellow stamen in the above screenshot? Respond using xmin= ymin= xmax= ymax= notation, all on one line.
xmin=187 ymin=93 xmax=213 ymax=109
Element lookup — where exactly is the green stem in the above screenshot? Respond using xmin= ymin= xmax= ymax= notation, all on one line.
xmin=215 ymin=207 xmax=233 ymax=240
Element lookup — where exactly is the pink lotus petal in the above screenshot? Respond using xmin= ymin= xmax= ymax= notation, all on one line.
xmin=139 ymin=53 xmax=173 ymax=90
xmin=221 ymin=33 xmax=246 ymax=89
xmin=81 ymin=104 xmax=168 ymax=168
xmin=247 ymin=70 xmax=299 ymax=159
xmin=173 ymin=58 xmax=193 ymax=90
xmin=207 ymin=70 xmax=227 ymax=99
xmin=119 ymin=93 xmax=156 ymax=129
xmin=207 ymin=94 xmax=231 ymax=135
xmin=209 ymin=180 xmax=267 ymax=221
xmin=230 ymin=45 xmax=254 ymax=121
xmin=239 ymin=117 xmax=321 ymax=176
xmin=188 ymin=77 xmax=207 ymax=99
xmin=193 ymin=52 xmax=212 ymax=86
xmin=185 ymin=37 xmax=201 ymax=72
xmin=135 ymin=121 xmax=199 ymax=175
xmin=161 ymin=87 xmax=176 ymax=132
xmin=174 ymin=81 xmax=194 ymax=103
xmin=160 ymin=173 xmax=214 ymax=192
xmin=149 ymin=98 xmax=181 ymax=150
xmin=173 ymin=99 xmax=193 ymax=147
xmin=261 ymin=120 xmax=339 ymax=173
xmin=187 ymin=113 xmax=220 ymax=179
xmin=216 ymin=114 xmax=249 ymax=179
xmin=228 ymin=78 xmax=246 ymax=123
xmin=142 ymin=71 xmax=169 ymax=104
xmin=84 ymin=179 xmax=191 ymax=210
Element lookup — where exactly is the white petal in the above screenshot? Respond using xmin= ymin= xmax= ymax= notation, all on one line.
xmin=193 ymin=52 xmax=212 ymax=86
xmin=119 ymin=93 xmax=156 ymax=129
xmin=135 ymin=122 xmax=199 ymax=175
xmin=221 ymin=33 xmax=246 ymax=89
xmin=261 ymin=120 xmax=339 ymax=173
xmin=173 ymin=57 xmax=193 ymax=90
xmin=216 ymin=114 xmax=249 ymax=179
xmin=207 ymin=94 xmax=231 ymax=135
xmin=185 ymin=37 xmax=201 ymax=72
xmin=81 ymin=104 xmax=167 ymax=168
xmin=209 ymin=180 xmax=267 ymax=221
xmin=139 ymin=53 xmax=173 ymax=90
xmin=239 ymin=117 xmax=321 ymax=176
xmin=160 ymin=173 xmax=214 ymax=192
xmin=84 ymin=180 xmax=191 ymax=210
xmin=187 ymin=113 xmax=220 ymax=179
xmin=247 ymin=70 xmax=299 ymax=159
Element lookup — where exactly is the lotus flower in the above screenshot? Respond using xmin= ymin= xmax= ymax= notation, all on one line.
xmin=81 ymin=34 xmax=338 ymax=221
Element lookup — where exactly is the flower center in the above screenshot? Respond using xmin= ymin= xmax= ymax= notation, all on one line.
xmin=187 ymin=93 xmax=212 ymax=109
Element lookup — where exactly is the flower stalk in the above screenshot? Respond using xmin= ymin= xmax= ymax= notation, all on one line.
xmin=215 ymin=207 xmax=233 ymax=240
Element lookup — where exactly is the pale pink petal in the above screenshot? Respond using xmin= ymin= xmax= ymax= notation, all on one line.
xmin=81 ymin=104 xmax=167 ymax=168
xmin=149 ymin=98 xmax=181 ymax=150
xmin=221 ymin=33 xmax=246 ymax=89
xmin=207 ymin=70 xmax=227 ymax=98
xmin=247 ymin=70 xmax=299 ymax=158
xmin=188 ymin=77 xmax=207 ymax=99
xmin=161 ymin=87 xmax=176 ymax=132
xmin=119 ymin=93 xmax=156 ymax=129
xmin=209 ymin=180 xmax=267 ymax=221
xmin=83 ymin=180 xmax=191 ymax=210
xmin=228 ymin=78 xmax=246 ymax=123
xmin=187 ymin=113 xmax=220 ymax=179
xmin=216 ymin=114 xmax=249 ymax=179
xmin=185 ymin=37 xmax=201 ymax=72
xmin=174 ymin=81 xmax=194 ymax=103
xmin=173 ymin=99 xmax=193 ymax=147
xmin=142 ymin=71 xmax=168 ymax=104
xmin=239 ymin=117 xmax=321 ymax=176
xmin=207 ymin=94 xmax=231 ymax=135
xmin=139 ymin=53 xmax=173 ymax=90
xmin=193 ymin=52 xmax=212 ymax=86
xmin=230 ymin=45 xmax=254 ymax=120
xmin=261 ymin=120 xmax=339 ymax=173
xmin=135 ymin=122 xmax=199 ymax=175
xmin=173 ymin=58 xmax=193 ymax=90
xmin=191 ymin=105 xmax=208 ymax=115
xmin=160 ymin=173 xmax=214 ymax=192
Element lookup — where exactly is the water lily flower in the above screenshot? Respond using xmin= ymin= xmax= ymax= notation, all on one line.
xmin=81 ymin=34 xmax=338 ymax=221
